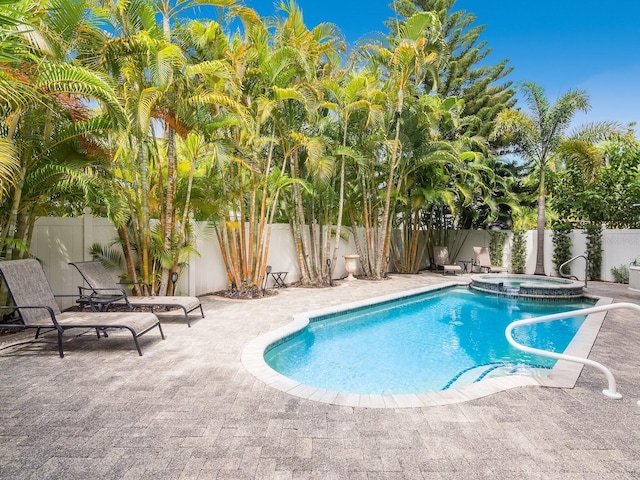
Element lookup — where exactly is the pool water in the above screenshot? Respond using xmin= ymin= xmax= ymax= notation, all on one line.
xmin=264 ymin=287 xmax=594 ymax=395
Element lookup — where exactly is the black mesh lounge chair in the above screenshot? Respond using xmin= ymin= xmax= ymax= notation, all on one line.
xmin=433 ymin=246 xmax=462 ymax=275
xmin=69 ymin=261 xmax=204 ymax=327
xmin=0 ymin=259 xmax=164 ymax=357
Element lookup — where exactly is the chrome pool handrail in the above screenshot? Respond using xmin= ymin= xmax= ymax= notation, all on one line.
xmin=559 ymin=254 xmax=588 ymax=288
xmin=505 ymin=302 xmax=640 ymax=404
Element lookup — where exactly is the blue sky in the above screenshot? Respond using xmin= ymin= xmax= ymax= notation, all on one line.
xmin=239 ymin=0 xmax=640 ymax=130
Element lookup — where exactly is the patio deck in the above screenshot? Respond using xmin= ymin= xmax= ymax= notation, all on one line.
xmin=1 ymin=272 xmax=639 ymax=479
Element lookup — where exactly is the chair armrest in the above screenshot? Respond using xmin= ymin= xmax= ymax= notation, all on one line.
xmin=0 ymin=304 xmax=62 ymax=330
xmin=85 ymin=286 xmax=128 ymax=296
xmin=77 ymin=286 xmax=95 ymax=296
xmin=54 ymin=293 xmax=90 ymax=299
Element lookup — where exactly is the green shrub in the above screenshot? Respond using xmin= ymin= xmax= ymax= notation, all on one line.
xmin=489 ymin=231 xmax=507 ymax=266
xmin=584 ymin=223 xmax=602 ymax=280
xmin=511 ymin=230 xmax=526 ymax=274
xmin=611 ymin=265 xmax=629 ymax=284
xmin=611 ymin=258 xmax=640 ymax=284
xmin=552 ymin=221 xmax=573 ymax=276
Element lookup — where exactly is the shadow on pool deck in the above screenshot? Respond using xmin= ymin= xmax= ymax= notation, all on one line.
xmin=1 ymin=273 xmax=639 ymax=478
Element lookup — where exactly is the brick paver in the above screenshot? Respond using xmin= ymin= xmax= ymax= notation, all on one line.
xmin=1 ymin=273 xmax=639 ymax=479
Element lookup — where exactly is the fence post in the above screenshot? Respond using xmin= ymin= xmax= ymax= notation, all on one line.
xmin=83 ymin=207 xmax=93 ymax=261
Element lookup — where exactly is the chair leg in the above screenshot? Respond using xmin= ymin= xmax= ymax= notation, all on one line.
xmin=124 ymin=327 xmax=143 ymax=356
xmin=198 ymin=304 xmax=204 ymax=318
xmin=57 ymin=330 xmax=64 ymax=358
xmin=95 ymin=328 xmax=109 ymax=338
xmin=181 ymin=307 xmax=191 ymax=328
xmin=157 ymin=322 xmax=165 ymax=340
xmin=132 ymin=336 xmax=143 ymax=356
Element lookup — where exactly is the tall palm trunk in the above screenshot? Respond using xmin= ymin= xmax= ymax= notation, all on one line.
xmin=291 ymin=150 xmax=314 ymax=285
xmin=376 ymin=112 xmax=402 ymax=278
xmin=158 ymin=125 xmax=177 ymax=295
xmin=14 ymin=207 xmax=32 ymax=260
xmin=174 ymin=140 xmax=197 ymax=290
xmin=137 ymin=140 xmax=152 ymax=294
xmin=118 ymin=225 xmax=142 ymax=295
xmin=534 ymin=167 xmax=546 ymax=275
xmin=253 ymin=137 xmax=276 ymax=286
xmin=330 ymin=121 xmax=349 ymax=280
xmin=2 ymin=165 xmax=25 ymax=259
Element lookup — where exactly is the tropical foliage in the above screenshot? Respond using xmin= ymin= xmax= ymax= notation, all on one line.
xmin=552 ymin=132 xmax=640 ymax=229
xmin=1 ymin=0 xmax=637 ymax=294
xmin=492 ymin=82 xmax=619 ymax=275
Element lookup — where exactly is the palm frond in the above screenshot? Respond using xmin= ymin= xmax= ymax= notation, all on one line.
xmin=88 ymin=242 xmax=124 ymax=269
xmin=36 ymin=62 xmax=127 ymax=127
xmin=0 ymin=137 xmax=19 ymax=198
xmin=137 ymin=87 xmax=162 ymax=132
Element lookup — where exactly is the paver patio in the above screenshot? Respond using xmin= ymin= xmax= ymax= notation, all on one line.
xmin=0 ymin=273 xmax=639 ymax=479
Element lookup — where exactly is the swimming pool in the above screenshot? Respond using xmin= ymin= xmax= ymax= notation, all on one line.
xmin=242 ymin=283 xmax=611 ymax=407
xmin=263 ymin=287 xmax=594 ymax=395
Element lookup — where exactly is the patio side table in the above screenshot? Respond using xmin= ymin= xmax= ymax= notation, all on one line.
xmin=270 ymin=271 xmax=288 ymax=288
xmin=459 ymin=260 xmax=475 ymax=273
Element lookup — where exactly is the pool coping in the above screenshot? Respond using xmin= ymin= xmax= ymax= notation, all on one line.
xmin=241 ymin=281 xmax=613 ymax=408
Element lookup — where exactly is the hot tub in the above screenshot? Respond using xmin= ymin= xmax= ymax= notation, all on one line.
xmin=470 ymin=274 xmax=585 ymax=298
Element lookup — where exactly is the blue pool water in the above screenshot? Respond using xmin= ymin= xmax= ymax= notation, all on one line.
xmin=264 ymin=287 xmax=595 ymax=395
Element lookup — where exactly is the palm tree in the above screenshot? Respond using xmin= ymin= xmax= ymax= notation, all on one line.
xmin=264 ymin=0 xmax=344 ymax=286
xmin=492 ymin=82 xmax=615 ymax=275
xmin=320 ymin=71 xmax=384 ymax=279
xmin=360 ymin=11 xmax=443 ymax=278
xmin=195 ymin=9 xmax=307 ymax=291
xmin=83 ymin=0 xmax=241 ymax=294
xmin=0 ymin=0 xmax=129 ymax=260
xmin=0 ymin=0 xmax=33 ymax=194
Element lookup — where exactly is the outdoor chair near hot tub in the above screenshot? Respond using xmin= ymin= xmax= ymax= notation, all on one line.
xmin=0 ymin=259 xmax=164 ymax=357
xmin=473 ymin=246 xmax=508 ymax=273
xmin=433 ymin=246 xmax=462 ymax=275
xmin=69 ymin=261 xmax=204 ymax=327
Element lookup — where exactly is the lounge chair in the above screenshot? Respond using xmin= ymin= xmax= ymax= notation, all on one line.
xmin=433 ymin=246 xmax=462 ymax=275
xmin=473 ymin=246 xmax=508 ymax=273
xmin=70 ymin=261 xmax=204 ymax=327
xmin=0 ymin=259 xmax=164 ymax=357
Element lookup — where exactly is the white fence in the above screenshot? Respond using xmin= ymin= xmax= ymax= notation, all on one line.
xmin=26 ymin=213 xmax=640 ymax=309
xmin=29 ymin=214 xmax=359 ymax=308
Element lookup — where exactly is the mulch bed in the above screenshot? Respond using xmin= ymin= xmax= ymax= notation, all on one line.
xmin=0 ymin=327 xmax=20 ymax=337
xmin=214 ymin=286 xmax=280 ymax=300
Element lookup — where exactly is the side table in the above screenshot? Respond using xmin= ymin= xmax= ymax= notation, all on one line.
xmin=270 ymin=271 xmax=288 ymax=288
xmin=459 ymin=260 xmax=475 ymax=273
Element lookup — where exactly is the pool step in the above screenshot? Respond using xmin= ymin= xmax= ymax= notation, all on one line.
xmin=445 ymin=363 xmax=551 ymax=390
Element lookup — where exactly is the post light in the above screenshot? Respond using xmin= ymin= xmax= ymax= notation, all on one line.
xmin=170 ymin=271 xmax=178 ymax=293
